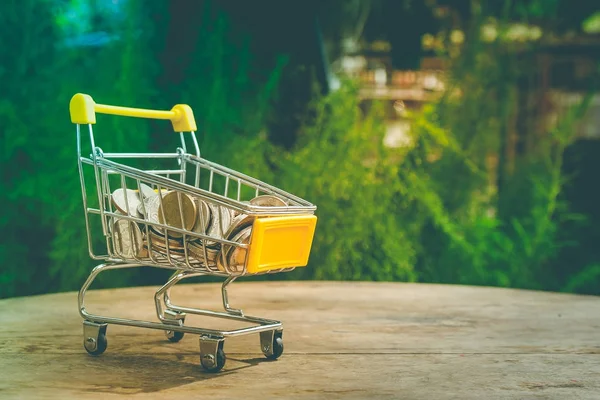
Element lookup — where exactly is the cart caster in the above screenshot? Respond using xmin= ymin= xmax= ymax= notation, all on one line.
xmin=201 ymin=348 xmax=226 ymax=373
xmin=165 ymin=330 xmax=185 ymax=343
xmin=83 ymin=321 xmax=108 ymax=356
xmin=268 ymin=336 xmax=284 ymax=360
xmin=163 ymin=310 xmax=186 ymax=343
xmin=200 ymin=337 xmax=226 ymax=373
xmin=260 ymin=329 xmax=284 ymax=360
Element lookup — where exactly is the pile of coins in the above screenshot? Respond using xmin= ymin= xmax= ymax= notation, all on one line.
xmin=109 ymin=183 xmax=287 ymax=273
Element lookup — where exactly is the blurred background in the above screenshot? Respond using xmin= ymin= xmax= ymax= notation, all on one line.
xmin=1 ymin=0 xmax=600 ymax=298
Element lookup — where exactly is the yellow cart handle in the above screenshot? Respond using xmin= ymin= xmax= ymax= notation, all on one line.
xmin=69 ymin=93 xmax=196 ymax=132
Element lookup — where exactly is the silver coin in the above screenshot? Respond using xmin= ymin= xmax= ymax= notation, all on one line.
xmin=250 ymin=195 xmax=287 ymax=207
xmin=233 ymin=201 xmax=250 ymax=217
xmin=111 ymin=188 xmax=142 ymax=216
xmin=137 ymin=189 xmax=169 ymax=217
xmin=205 ymin=204 xmax=234 ymax=247
xmin=139 ymin=193 xmax=162 ymax=224
xmin=137 ymin=202 xmax=145 ymax=218
xmin=109 ymin=209 xmax=126 ymax=220
xmin=191 ymin=198 xmax=212 ymax=237
xmin=138 ymin=183 xmax=157 ymax=200
xmin=113 ymin=219 xmax=143 ymax=258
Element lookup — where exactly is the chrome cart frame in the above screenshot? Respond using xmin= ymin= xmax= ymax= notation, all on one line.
xmin=70 ymin=94 xmax=317 ymax=372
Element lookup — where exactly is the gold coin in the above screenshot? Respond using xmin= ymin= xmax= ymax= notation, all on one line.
xmin=224 ymin=213 xmax=254 ymax=242
xmin=111 ymin=188 xmax=142 ymax=216
xmin=250 ymin=195 xmax=287 ymax=207
xmin=218 ymin=227 xmax=252 ymax=273
xmin=147 ymin=230 xmax=185 ymax=251
xmin=140 ymin=246 xmax=168 ymax=262
xmin=229 ymin=228 xmax=252 ymax=266
xmin=158 ymin=191 xmax=197 ymax=238
xmin=138 ymin=246 xmax=150 ymax=259
xmin=112 ymin=219 xmax=143 ymax=258
xmin=188 ymin=242 xmax=219 ymax=266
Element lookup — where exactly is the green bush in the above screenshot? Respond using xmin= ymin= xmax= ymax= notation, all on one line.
xmin=393 ymin=16 xmax=596 ymax=292
xmin=1 ymin=0 xmax=597 ymax=298
xmin=275 ymin=84 xmax=417 ymax=282
xmin=0 ymin=0 xmax=70 ymax=297
xmin=0 ymin=1 xmax=284 ymax=297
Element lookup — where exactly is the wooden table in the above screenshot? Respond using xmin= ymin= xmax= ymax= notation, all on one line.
xmin=1 ymin=282 xmax=599 ymax=399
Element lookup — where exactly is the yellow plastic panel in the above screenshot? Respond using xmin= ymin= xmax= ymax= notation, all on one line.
xmin=246 ymin=215 xmax=317 ymax=274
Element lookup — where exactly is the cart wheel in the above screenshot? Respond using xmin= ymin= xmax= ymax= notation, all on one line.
xmin=84 ymin=332 xmax=107 ymax=356
xmin=83 ymin=321 xmax=108 ymax=356
xmin=266 ymin=336 xmax=284 ymax=360
xmin=163 ymin=311 xmax=186 ymax=342
xmin=201 ymin=348 xmax=226 ymax=373
xmin=165 ymin=330 xmax=185 ymax=343
xmin=260 ymin=330 xmax=284 ymax=360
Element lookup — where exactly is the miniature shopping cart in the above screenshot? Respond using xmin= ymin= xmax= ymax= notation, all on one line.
xmin=70 ymin=93 xmax=317 ymax=372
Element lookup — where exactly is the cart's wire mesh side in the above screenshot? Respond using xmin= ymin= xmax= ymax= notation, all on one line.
xmin=79 ymin=149 xmax=314 ymax=276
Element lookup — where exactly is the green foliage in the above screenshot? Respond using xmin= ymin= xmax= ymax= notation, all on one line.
xmin=0 ymin=0 xmax=286 ymax=297
xmin=564 ymin=264 xmax=600 ymax=295
xmin=275 ymin=84 xmax=416 ymax=281
xmin=279 ymin=4 xmax=599 ymax=292
xmin=144 ymin=5 xmax=286 ymax=192
xmin=178 ymin=13 xmax=286 ymax=185
xmin=47 ymin=0 xmax=158 ymax=292
xmin=583 ymin=11 xmax=600 ymax=34
xmin=396 ymin=11 xmax=596 ymax=292
xmin=0 ymin=0 xmax=597 ymax=298
xmin=0 ymin=0 xmax=64 ymax=297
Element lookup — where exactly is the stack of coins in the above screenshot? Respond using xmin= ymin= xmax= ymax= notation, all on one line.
xmin=216 ymin=194 xmax=287 ymax=273
xmin=109 ymin=184 xmax=287 ymax=272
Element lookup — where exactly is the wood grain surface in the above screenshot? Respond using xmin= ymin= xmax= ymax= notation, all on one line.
xmin=0 ymin=281 xmax=599 ymax=399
